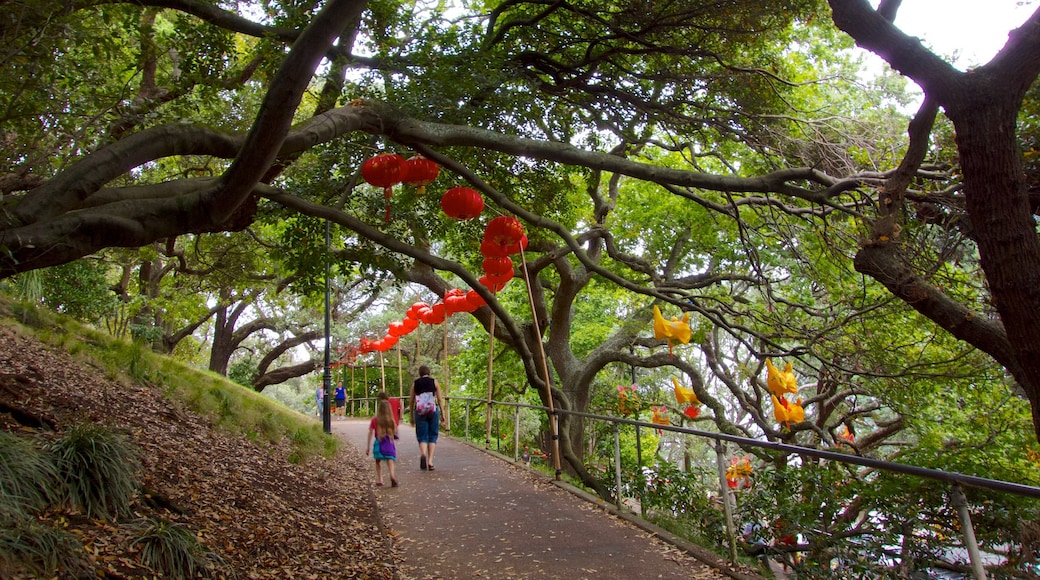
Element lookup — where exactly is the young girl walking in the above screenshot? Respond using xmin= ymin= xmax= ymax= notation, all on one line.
xmin=365 ymin=399 xmax=398 ymax=487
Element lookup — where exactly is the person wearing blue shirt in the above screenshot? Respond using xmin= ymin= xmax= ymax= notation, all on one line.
xmin=334 ymin=383 xmax=347 ymax=420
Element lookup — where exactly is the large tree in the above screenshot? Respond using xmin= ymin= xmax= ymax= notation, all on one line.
xmin=3 ymin=0 xmax=1040 ymax=472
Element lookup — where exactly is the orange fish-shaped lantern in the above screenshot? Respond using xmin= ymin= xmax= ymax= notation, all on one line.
xmin=653 ymin=305 xmax=692 ymax=356
xmin=672 ymin=376 xmax=702 ymax=420
xmin=672 ymin=376 xmax=699 ymax=405
xmin=765 ymin=358 xmax=798 ymax=397
xmin=771 ymin=394 xmax=805 ymax=428
xmin=765 ymin=358 xmax=804 ymax=429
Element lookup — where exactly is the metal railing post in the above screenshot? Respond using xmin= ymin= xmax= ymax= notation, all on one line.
xmin=951 ymin=483 xmax=988 ymax=579
xmin=514 ymin=405 xmax=521 ymax=462
xmin=614 ymin=422 xmax=623 ymax=510
xmin=715 ymin=441 xmax=738 ymax=563
xmin=635 ymin=423 xmax=645 ymax=518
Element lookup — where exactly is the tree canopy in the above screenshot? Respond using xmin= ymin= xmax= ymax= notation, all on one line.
xmin=3 ymin=0 xmax=1040 ymax=498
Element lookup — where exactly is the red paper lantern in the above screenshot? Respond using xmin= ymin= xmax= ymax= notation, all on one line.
xmin=381 ymin=334 xmax=399 ymax=349
xmin=406 ymin=302 xmax=429 ymax=320
xmin=444 ymin=288 xmax=469 ymax=315
xmin=388 ymin=321 xmax=408 ymax=337
xmin=455 ymin=294 xmax=478 ymax=313
xmin=482 ymin=256 xmax=513 ymax=277
xmin=401 ymin=317 xmax=419 ymax=333
xmin=361 ymin=153 xmax=404 ymax=222
xmin=479 ymin=274 xmax=509 ymax=293
xmin=401 ymin=156 xmax=439 ymax=194
xmin=466 ymin=289 xmax=487 ymax=309
xmin=503 ymin=234 xmax=529 ymax=255
xmin=429 ymin=303 xmax=446 ymax=323
xmin=484 ymin=216 xmax=525 ymax=247
xmin=479 ymin=238 xmax=509 ymax=258
xmin=441 ymin=187 xmax=484 ymax=220
xmin=420 ymin=303 xmax=446 ymax=324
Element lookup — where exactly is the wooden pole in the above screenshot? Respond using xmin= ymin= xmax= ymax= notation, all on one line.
xmin=396 ymin=345 xmax=403 ymax=398
xmin=485 ymin=316 xmax=496 ymax=450
xmin=379 ymin=350 xmax=386 ymax=392
xmin=519 ymin=245 xmax=562 ymax=479
xmin=443 ymin=319 xmax=450 ymax=428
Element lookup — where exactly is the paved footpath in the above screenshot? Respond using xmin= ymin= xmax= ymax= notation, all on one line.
xmin=332 ymin=419 xmax=763 ymax=580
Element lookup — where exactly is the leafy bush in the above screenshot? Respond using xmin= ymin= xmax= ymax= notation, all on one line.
xmin=0 ymin=431 xmax=59 ymax=520
xmin=638 ymin=460 xmax=728 ymax=549
xmin=131 ymin=518 xmax=224 ymax=579
xmin=50 ymin=423 xmax=141 ymax=520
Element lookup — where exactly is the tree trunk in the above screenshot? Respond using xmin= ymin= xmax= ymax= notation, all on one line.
xmin=949 ymin=92 xmax=1040 ymax=439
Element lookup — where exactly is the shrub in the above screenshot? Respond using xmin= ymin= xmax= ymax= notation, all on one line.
xmin=0 ymin=432 xmax=59 ymax=520
xmin=131 ymin=518 xmax=224 ymax=579
xmin=50 ymin=423 xmax=141 ymax=520
xmin=0 ymin=518 xmax=89 ymax=578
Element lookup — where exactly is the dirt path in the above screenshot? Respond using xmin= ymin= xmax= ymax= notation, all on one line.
xmin=332 ymin=419 xmax=759 ymax=580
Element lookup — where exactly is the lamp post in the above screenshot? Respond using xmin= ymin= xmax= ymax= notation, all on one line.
xmin=322 ymin=219 xmax=332 ymax=434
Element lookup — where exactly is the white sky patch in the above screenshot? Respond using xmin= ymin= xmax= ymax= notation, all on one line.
xmin=877 ymin=0 xmax=1038 ymax=69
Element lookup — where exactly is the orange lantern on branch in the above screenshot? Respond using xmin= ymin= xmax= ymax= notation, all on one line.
xmin=765 ymin=358 xmax=805 ymax=429
xmin=441 ymin=187 xmax=484 ymax=220
xmin=361 ymin=153 xmax=404 ymax=222
xmin=653 ymin=305 xmax=691 ymax=356
xmin=672 ymin=376 xmax=701 ymax=419
xmin=401 ymin=155 xmax=439 ymax=194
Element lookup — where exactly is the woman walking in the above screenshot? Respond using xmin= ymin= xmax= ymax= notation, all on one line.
xmin=410 ymin=365 xmax=445 ymax=471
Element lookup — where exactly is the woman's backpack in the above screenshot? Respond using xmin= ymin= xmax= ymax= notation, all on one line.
xmin=416 ymin=391 xmax=437 ymax=415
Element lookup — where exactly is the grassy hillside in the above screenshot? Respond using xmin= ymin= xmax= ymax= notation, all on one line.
xmin=0 ymin=297 xmax=397 ymax=578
